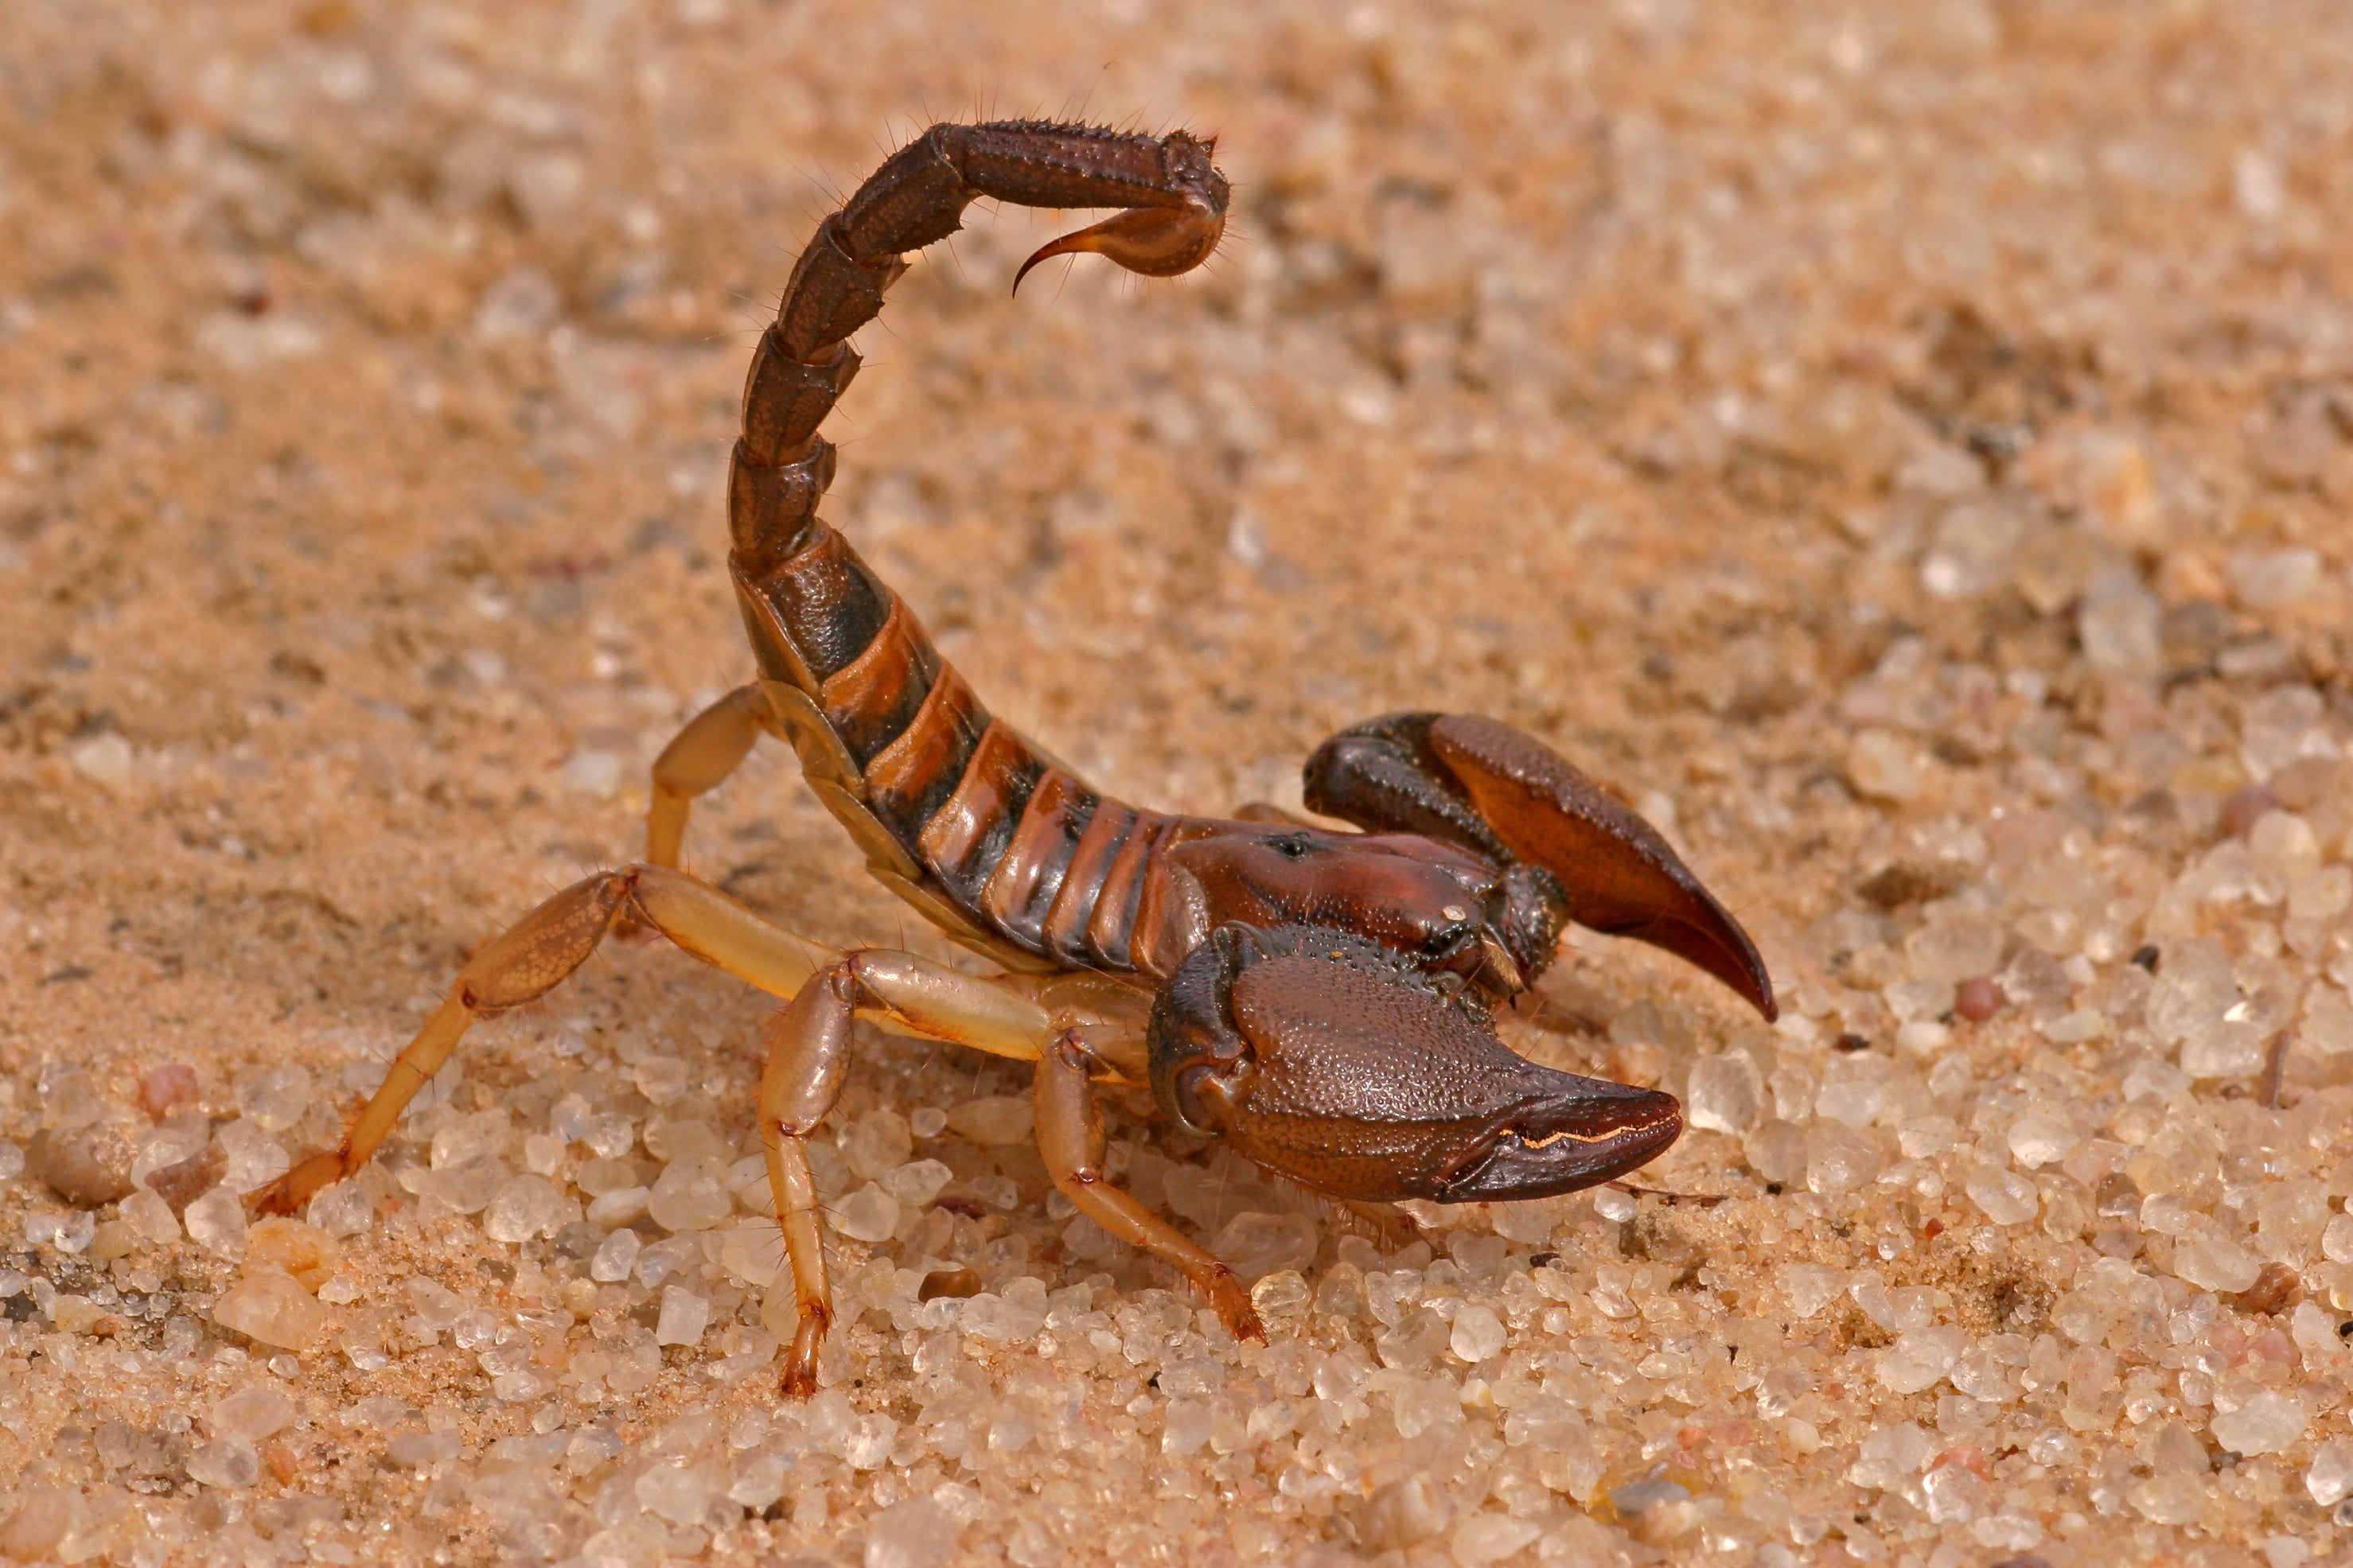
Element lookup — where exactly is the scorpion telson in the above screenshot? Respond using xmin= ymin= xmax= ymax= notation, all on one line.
xmin=247 ymin=120 xmax=1776 ymax=1397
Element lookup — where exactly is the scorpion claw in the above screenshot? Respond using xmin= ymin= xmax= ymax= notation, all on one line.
xmin=1013 ymin=203 xmax=1227 ymax=294
xmin=1304 ymin=714 xmax=1776 ymax=1021
xmin=1422 ymin=715 xmax=1777 ymax=1021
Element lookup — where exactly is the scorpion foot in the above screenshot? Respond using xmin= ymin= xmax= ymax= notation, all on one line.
xmin=1203 ymin=1267 xmax=1266 ymax=1344
xmin=779 ymin=1303 xmax=831 ymax=1398
xmin=245 ymin=1148 xmax=349 ymax=1217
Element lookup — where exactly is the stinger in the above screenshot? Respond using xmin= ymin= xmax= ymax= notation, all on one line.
xmin=1014 ymin=202 xmax=1229 ymax=294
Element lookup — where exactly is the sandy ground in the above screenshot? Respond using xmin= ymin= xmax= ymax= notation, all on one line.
xmin=6 ymin=2 xmax=2353 ymax=1565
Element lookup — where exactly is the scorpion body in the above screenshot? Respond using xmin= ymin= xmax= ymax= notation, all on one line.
xmin=253 ymin=122 xmax=1776 ymax=1395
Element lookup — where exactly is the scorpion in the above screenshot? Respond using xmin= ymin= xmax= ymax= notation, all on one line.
xmin=250 ymin=120 xmax=1776 ymax=1396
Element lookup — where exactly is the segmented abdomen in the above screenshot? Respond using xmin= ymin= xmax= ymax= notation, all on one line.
xmin=734 ymin=528 xmax=1168 ymax=973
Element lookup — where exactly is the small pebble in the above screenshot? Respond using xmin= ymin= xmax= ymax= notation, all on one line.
xmin=244 ymin=1218 xmax=341 ymax=1290
xmin=141 ymin=1063 xmax=202 ymax=1121
xmin=148 ymin=1143 xmax=228 ymax=1214
xmin=26 ymin=1125 xmax=136 ymax=1206
xmin=1954 ymin=976 xmax=2005 ymax=1022
xmin=917 ymin=1268 xmax=981 ymax=1302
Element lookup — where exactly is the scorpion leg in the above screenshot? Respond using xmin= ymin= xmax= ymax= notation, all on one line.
xmin=1304 ymin=713 xmax=1776 ymax=1019
xmin=1033 ymin=1030 xmax=1265 ymax=1344
xmin=246 ymin=865 xmax=835 ymax=1217
xmin=758 ymin=951 xmax=1062 ymax=1393
xmin=644 ymin=683 xmax=773 ymax=872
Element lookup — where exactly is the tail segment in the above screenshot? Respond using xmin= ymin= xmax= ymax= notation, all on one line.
xmin=726 ymin=123 xmax=1226 ymax=971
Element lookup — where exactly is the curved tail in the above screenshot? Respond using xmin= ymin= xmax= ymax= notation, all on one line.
xmin=727 ymin=122 xmax=1228 ymax=968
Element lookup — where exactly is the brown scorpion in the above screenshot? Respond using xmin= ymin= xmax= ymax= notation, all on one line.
xmin=250 ymin=121 xmax=1776 ymax=1395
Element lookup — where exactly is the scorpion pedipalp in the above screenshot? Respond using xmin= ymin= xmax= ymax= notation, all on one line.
xmin=1147 ymin=925 xmax=1684 ymax=1204
xmin=1304 ymin=712 xmax=1778 ymax=1021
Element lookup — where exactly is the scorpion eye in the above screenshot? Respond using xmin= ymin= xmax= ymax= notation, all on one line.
xmin=1268 ymin=833 xmax=1316 ymax=861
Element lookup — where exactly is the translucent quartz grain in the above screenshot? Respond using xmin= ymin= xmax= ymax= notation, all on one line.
xmin=211 ymin=1386 xmax=297 ymax=1442
xmin=306 ymin=1179 xmax=374 ymax=1238
xmin=2211 ymin=1390 xmax=2306 ymax=1455
xmin=590 ymin=1226 xmax=641 ymax=1282
xmin=1814 ymin=1079 xmax=1883 ymax=1129
xmin=945 ymin=1095 xmax=1031 ymax=1145
xmin=1965 ymin=1166 xmax=2039 ymax=1225
xmin=236 ymin=1064 xmax=313 ymax=1133
xmin=654 ymin=1285 xmax=711 ymax=1348
xmin=1805 ymin=1121 xmax=1882 ymax=1193
xmin=430 ymin=1110 xmax=509 ymax=1170
xmin=1849 ymin=1422 xmax=1933 ymax=1488
xmin=958 ymin=1290 xmax=1044 ymax=1343
xmin=1685 ymin=1051 xmax=1763 ymax=1133
xmin=1906 ymin=906 xmax=2006 ymax=985
xmin=2308 ymin=1440 xmax=2353 ymax=1505
xmin=1450 ymin=1512 xmax=1540 ymax=1566
xmin=215 ymin=1119 xmax=290 ymax=1191
xmin=840 ymin=1109 xmax=914 ymax=1179
xmin=121 ymin=1186 xmax=180 ymax=1243
xmin=2078 ymin=568 xmax=2162 ymax=675
xmin=644 ymin=1116 xmax=728 ymax=1165
xmin=830 ymin=1182 xmax=900 ymax=1242
xmin=717 ymin=1220 xmax=784 ymax=1286
xmin=1877 ymin=1327 xmax=1969 ymax=1394
xmin=633 ymin=1056 xmax=690 ymax=1103
xmin=875 ymin=1158 xmax=952 ymax=1207
xmin=1448 ymin=1303 xmax=1506 ymax=1362
xmin=865 ymin=1496 xmax=956 ymax=1568
xmin=2172 ymin=1235 xmax=2261 ymax=1293
xmin=2006 ymin=1113 xmax=2080 ymax=1167
xmin=647 ymin=1158 xmax=733 ymax=1231
xmin=186 ymin=1439 xmax=261 ymax=1488
xmin=484 ymin=1173 xmax=579 ymax=1242
xmin=1210 ymin=1212 xmax=1319 ymax=1278
xmin=634 ymin=1235 xmax=696 ymax=1288
xmin=575 ymin=1156 xmax=638 ymax=1196
xmin=130 ymin=1116 xmax=209 ymax=1187
xmin=587 ymin=1185 xmax=651 ymax=1229
xmin=2145 ymin=939 xmax=2238 ymax=1044
xmin=1784 ymin=1264 xmax=1845 ymax=1318
xmin=184 ymin=1186 xmax=248 ymax=1257
xmin=213 ymin=1270 xmax=326 ymax=1350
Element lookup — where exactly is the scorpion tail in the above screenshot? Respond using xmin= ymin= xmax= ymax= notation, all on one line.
xmin=722 ymin=123 xmax=1231 ymax=964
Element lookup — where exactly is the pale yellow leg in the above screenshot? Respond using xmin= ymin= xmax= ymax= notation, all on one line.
xmin=1034 ymin=1032 xmax=1264 ymax=1343
xmin=645 ymin=684 xmax=772 ymax=871
xmin=247 ymin=864 xmax=832 ymax=1217
xmin=758 ymin=950 xmax=1057 ymax=1393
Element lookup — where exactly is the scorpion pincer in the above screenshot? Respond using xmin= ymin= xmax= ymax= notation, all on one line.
xmin=247 ymin=121 xmax=1776 ymax=1396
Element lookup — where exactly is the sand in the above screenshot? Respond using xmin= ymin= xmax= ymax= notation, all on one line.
xmin=5 ymin=2 xmax=2353 ymax=1564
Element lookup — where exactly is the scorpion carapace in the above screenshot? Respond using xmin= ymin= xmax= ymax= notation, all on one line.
xmin=247 ymin=120 xmax=1775 ymax=1396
